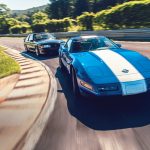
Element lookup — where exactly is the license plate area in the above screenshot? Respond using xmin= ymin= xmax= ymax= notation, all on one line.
xmin=125 ymin=83 xmax=144 ymax=95
xmin=44 ymin=45 xmax=51 ymax=48
xmin=121 ymin=80 xmax=147 ymax=95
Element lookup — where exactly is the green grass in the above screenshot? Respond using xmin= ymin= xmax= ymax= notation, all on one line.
xmin=0 ymin=46 xmax=21 ymax=78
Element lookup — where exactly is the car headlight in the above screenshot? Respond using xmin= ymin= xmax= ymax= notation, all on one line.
xmin=98 ymin=84 xmax=119 ymax=92
xmin=80 ymin=81 xmax=93 ymax=91
xmin=43 ymin=45 xmax=51 ymax=48
xmin=146 ymin=78 xmax=150 ymax=90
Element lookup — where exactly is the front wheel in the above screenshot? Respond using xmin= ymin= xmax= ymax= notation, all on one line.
xmin=35 ymin=47 xmax=40 ymax=56
xmin=25 ymin=45 xmax=29 ymax=52
xmin=71 ymin=68 xmax=80 ymax=98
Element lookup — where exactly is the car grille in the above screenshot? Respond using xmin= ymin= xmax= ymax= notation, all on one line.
xmin=97 ymin=83 xmax=121 ymax=92
xmin=47 ymin=43 xmax=60 ymax=49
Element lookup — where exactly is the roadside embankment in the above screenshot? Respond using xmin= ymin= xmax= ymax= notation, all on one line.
xmin=0 ymin=47 xmax=57 ymax=150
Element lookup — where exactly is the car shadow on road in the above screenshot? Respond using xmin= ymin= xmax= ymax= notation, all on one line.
xmin=21 ymin=51 xmax=58 ymax=60
xmin=56 ymin=67 xmax=150 ymax=131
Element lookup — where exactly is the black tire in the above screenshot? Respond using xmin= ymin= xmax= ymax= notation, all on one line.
xmin=71 ymin=68 xmax=80 ymax=97
xmin=35 ymin=47 xmax=40 ymax=56
xmin=59 ymin=57 xmax=65 ymax=71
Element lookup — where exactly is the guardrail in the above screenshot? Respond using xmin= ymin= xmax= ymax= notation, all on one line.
xmin=1 ymin=29 xmax=150 ymax=41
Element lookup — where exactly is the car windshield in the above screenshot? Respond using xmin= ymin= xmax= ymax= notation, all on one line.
xmin=71 ymin=37 xmax=118 ymax=53
xmin=34 ymin=33 xmax=54 ymax=41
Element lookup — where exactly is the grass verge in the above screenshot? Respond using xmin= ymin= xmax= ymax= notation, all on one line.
xmin=0 ymin=46 xmax=21 ymax=78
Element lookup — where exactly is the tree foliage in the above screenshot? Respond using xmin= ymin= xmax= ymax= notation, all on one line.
xmin=46 ymin=17 xmax=74 ymax=32
xmin=32 ymin=11 xmax=49 ymax=24
xmin=77 ymin=12 xmax=94 ymax=30
xmin=0 ymin=1 xmax=150 ymax=34
xmin=46 ymin=0 xmax=130 ymax=19
xmin=74 ymin=0 xmax=89 ymax=17
xmin=0 ymin=4 xmax=10 ymax=15
xmin=94 ymin=0 xmax=150 ymax=29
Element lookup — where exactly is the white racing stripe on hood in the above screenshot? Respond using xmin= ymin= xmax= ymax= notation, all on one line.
xmin=92 ymin=50 xmax=144 ymax=82
xmin=92 ymin=50 xmax=147 ymax=95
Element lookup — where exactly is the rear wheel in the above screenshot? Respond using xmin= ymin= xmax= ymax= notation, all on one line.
xmin=71 ymin=68 xmax=80 ymax=98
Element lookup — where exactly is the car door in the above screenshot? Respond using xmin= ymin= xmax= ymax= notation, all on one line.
xmin=28 ymin=34 xmax=36 ymax=51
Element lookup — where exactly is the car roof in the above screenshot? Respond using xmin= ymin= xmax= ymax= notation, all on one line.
xmin=31 ymin=32 xmax=53 ymax=35
xmin=30 ymin=32 xmax=53 ymax=35
xmin=71 ymin=35 xmax=105 ymax=40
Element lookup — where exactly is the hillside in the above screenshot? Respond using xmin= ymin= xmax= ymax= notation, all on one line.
xmin=10 ymin=5 xmax=47 ymax=15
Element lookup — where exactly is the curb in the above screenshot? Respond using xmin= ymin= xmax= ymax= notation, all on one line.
xmin=0 ymin=45 xmax=57 ymax=150
xmin=0 ymin=74 xmax=20 ymax=103
xmin=17 ymin=63 xmax=57 ymax=150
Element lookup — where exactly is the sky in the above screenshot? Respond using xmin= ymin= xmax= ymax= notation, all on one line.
xmin=0 ymin=0 xmax=49 ymax=10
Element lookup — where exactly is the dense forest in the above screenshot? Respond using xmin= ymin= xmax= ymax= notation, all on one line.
xmin=0 ymin=0 xmax=150 ymax=34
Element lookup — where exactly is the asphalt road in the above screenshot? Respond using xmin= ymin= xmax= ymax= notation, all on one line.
xmin=0 ymin=37 xmax=150 ymax=150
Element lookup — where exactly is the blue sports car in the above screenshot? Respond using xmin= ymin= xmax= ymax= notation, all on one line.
xmin=59 ymin=36 xmax=150 ymax=97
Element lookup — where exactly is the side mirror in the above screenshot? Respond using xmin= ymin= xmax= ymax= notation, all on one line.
xmin=60 ymin=43 xmax=68 ymax=52
xmin=62 ymin=48 xmax=68 ymax=53
xmin=116 ymin=43 xmax=122 ymax=48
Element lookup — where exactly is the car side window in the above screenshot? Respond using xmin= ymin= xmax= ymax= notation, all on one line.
xmin=25 ymin=34 xmax=30 ymax=42
xmin=28 ymin=34 xmax=34 ymax=41
xmin=27 ymin=35 xmax=30 ymax=41
xmin=65 ymin=39 xmax=72 ymax=51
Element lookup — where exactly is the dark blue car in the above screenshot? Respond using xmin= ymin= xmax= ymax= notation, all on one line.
xmin=24 ymin=32 xmax=64 ymax=56
xmin=59 ymin=35 xmax=150 ymax=97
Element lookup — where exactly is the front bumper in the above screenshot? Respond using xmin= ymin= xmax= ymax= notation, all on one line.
xmin=79 ymin=86 xmax=122 ymax=97
xmin=77 ymin=79 xmax=150 ymax=97
xmin=79 ymin=86 xmax=150 ymax=97
xmin=39 ymin=48 xmax=59 ymax=55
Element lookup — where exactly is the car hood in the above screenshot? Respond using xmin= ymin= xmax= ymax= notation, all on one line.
xmin=115 ymin=48 xmax=150 ymax=78
xmin=37 ymin=39 xmax=63 ymax=45
xmin=71 ymin=51 xmax=119 ymax=84
xmin=71 ymin=48 xmax=150 ymax=84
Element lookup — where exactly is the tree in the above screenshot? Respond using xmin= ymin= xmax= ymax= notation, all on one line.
xmin=90 ymin=0 xmax=129 ymax=13
xmin=0 ymin=4 xmax=10 ymax=33
xmin=0 ymin=16 xmax=9 ymax=33
xmin=32 ymin=11 xmax=49 ymax=24
xmin=46 ymin=0 xmax=60 ymax=19
xmin=0 ymin=4 xmax=10 ymax=15
xmin=58 ymin=0 xmax=70 ymax=18
xmin=46 ymin=0 xmax=71 ymax=19
xmin=74 ymin=0 xmax=90 ymax=17
xmin=77 ymin=12 xmax=95 ymax=30
xmin=45 ymin=0 xmax=129 ymax=19
xmin=31 ymin=11 xmax=49 ymax=33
